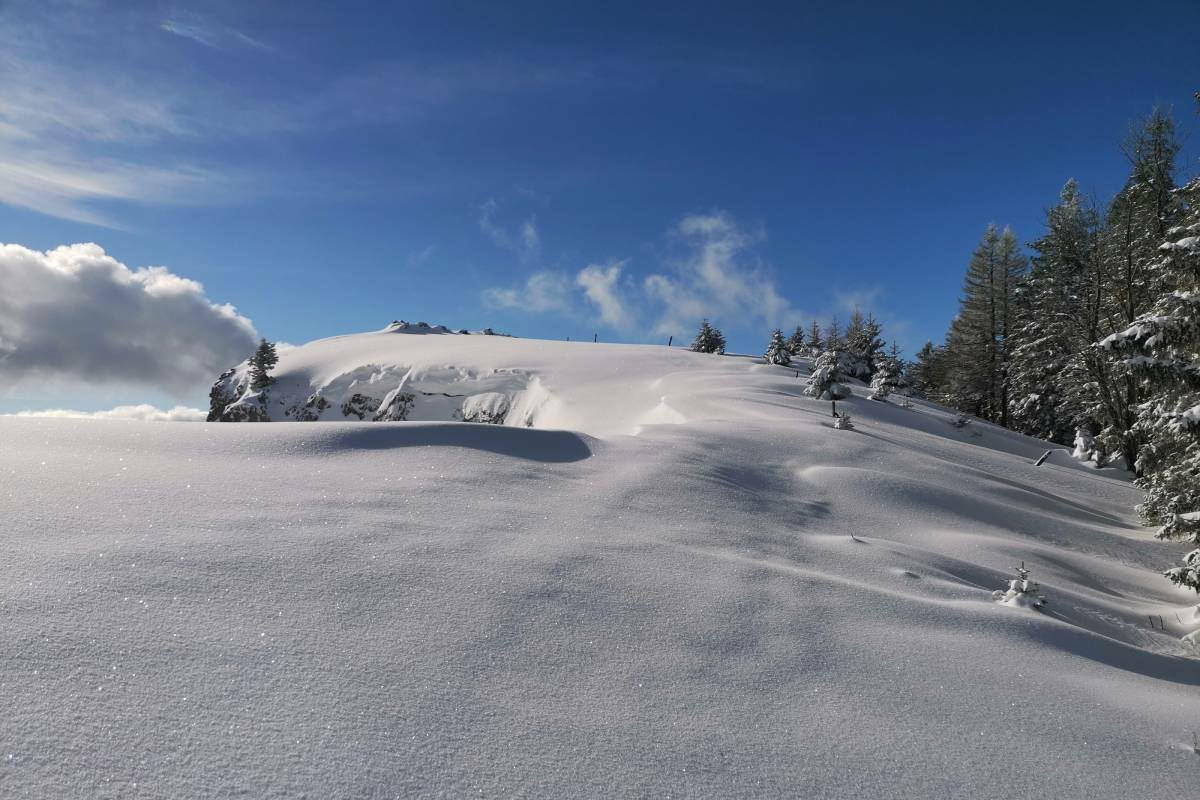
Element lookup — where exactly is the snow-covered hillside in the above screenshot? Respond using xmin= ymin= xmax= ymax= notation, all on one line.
xmin=5 ymin=330 xmax=1200 ymax=799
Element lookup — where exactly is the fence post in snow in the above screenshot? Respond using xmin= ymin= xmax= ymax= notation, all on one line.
xmin=1034 ymin=450 xmax=1053 ymax=466
xmin=593 ymin=333 xmax=597 ymax=343
xmin=668 ymin=335 xmax=673 ymax=347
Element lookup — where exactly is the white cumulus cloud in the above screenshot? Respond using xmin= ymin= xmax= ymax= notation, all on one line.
xmin=0 ymin=242 xmax=258 ymax=395
xmin=576 ymin=261 xmax=634 ymax=329
xmin=8 ymin=404 xmax=206 ymax=421
xmin=645 ymin=212 xmax=800 ymax=336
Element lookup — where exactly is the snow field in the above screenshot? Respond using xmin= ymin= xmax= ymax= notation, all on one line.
xmin=4 ymin=330 xmax=1199 ymax=798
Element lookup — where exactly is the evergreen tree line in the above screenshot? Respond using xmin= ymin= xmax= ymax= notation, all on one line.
xmin=911 ymin=101 xmax=1200 ymax=592
xmin=693 ymin=311 xmax=904 ymax=387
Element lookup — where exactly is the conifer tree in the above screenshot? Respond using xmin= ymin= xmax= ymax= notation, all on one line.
xmin=807 ymin=320 xmax=823 ymax=356
xmin=886 ymin=341 xmax=908 ymax=395
xmin=764 ymin=328 xmax=792 ymax=366
xmin=869 ymin=369 xmax=892 ymax=401
xmin=1090 ymin=109 xmax=1183 ymax=471
xmin=941 ymin=224 xmax=1025 ymax=422
xmin=825 ymin=317 xmax=842 ymax=351
xmin=846 ymin=313 xmax=886 ymax=380
xmin=1008 ymin=179 xmax=1098 ymax=444
xmin=869 ymin=342 xmax=906 ymax=400
xmin=992 ymin=563 xmax=1047 ymax=609
xmin=845 ymin=308 xmax=864 ymax=351
xmin=786 ymin=325 xmax=805 ymax=356
xmin=906 ymin=341 xmax=944 ymax=399
xmin=248 ymin=339 xmax=279 ymax=392
xmin=1102 ymin=173 xmax=1200 ymax=590
xmin=690 ymin=319 xmax=727 ymax=354
xmin=995 ymin=228 xmax=1028 ymax=427
xmin=805 ymin=348 xmax=850 ymax=401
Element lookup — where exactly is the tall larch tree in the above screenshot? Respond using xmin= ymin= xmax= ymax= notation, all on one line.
xmin=942 ymin=224 xmax=1017 ymax=420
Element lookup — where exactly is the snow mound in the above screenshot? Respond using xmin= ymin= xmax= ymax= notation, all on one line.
xmin=208 ymin=327 xmax=725 ymax=436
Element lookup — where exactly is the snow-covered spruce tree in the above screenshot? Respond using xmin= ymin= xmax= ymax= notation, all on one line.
xmin=824 ymin=317 xmax=842 ymax=352
xmin=764 ymin=328 xmax=792 ymax=366
xmin=1007 ymin=180 xmax=1099 ymax=445
xmin=805 ymin=348 xmax=851 ymax=402
xmin=885 ymin=341 xmax=909 ymax=395
xmin=1101 ymin=174 xmax=1200 ymax=591
xmin=249 ymin=339 xmax=279 ymax=392
xmin=845 ymin=312 xmax=885 ymax=381
xmin=807 ymin=319 xmax=823 ymax=357
xmin=1072 ymin=425 xmax=1100 ymax=463
xmin=690 ymin=319 xmax=727 ymax=354
xmin=1089 ymin=108 xmax=1183 ymax=471
xmin=868 ymin=371 xmax=891 ymax=401
xmin=786 ymin=325 xmax=805 ymax=356
xmin=869 ymin=353 xmax=902 ymax=401
xmin=992 ymin=563 xmax=1048 ymax=609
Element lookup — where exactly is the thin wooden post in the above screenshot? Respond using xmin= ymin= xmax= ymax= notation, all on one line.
xmin=667 ymin=335 xmax=673 ymax=347
xmin=593 ymin=333 xmax=597 ymax=343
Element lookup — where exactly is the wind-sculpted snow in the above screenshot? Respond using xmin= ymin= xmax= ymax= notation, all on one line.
xmin=5 ymin=339 xmax=1200 ymax=799
xmin=208 ymin=323 xmax=710 ymax=436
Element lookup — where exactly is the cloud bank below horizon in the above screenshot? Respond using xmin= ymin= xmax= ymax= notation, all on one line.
xmin=0 ymin=242 xmax=258 ymax=396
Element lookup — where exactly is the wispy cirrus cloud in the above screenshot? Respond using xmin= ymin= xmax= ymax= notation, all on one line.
xmin=161 ymin=14 xmax=274 ymax=52
xmin=0 ymin=2 xmax=261 ymax=226
xmin=407 ymin=244 xmax=439 ymax=267
xmin=0 ymin=0 xmax=776 ymax=227
xmin=479 ymin=198 xmax=542 ymax=263
xmin=0 ymin=147 xmax=220 ymax=228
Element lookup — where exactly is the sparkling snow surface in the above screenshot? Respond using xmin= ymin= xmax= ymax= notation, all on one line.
xmin=4 ymin=331 xmax=1200 ymax=798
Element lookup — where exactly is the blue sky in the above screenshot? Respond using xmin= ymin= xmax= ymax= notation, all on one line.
xmin=1 ymin=0 xmax=1197 ymax=412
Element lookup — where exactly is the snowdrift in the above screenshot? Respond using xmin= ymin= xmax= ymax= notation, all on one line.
xmin=5 ymin=330 xmax=1200 ymax=798
xmin=207 ymin=321 xmax=727 ymax=437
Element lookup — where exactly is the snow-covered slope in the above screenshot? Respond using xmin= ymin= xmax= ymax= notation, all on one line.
xmin=5 ymin=331 xmax=1200 ymax=798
